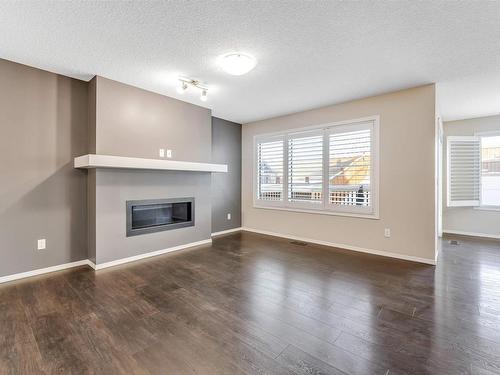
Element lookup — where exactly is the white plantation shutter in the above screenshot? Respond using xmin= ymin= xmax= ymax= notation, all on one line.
xmin=254 ymin=116 xmax=379 ymax=217
xmin=257 ymin=138 xmax=284 ymax=201
xmin=287 ymin=131 xmax=323 ymax=204
xmin=328 ymin=124 xmax=372 ymax=208
xmin=447 ymin=136 xmax=481 ymax=207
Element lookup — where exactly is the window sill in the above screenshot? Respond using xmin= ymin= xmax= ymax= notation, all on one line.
xmin=253 ymin=204 xmax=380 ymax=220
xmin=474 ymin=206 xmax=500 ymax=212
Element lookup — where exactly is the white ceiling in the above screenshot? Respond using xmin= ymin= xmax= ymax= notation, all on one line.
xmin=1 ymin=1 xmax=500 ymax=124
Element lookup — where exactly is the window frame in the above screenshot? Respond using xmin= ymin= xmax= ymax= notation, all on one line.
xmin=253 ymin=115 xmax=380 ymax=219
xmin=475 ymin=130 xmax=500 ymax=211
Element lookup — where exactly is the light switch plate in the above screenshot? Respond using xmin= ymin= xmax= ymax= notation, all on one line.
xmin=37 ymin=239 xmax=46 ymax=250
xmin=166 ymin=149 xmax=172 ymax=158
xmin=159 ymin=148 xmax=165 ymax=158
xmin=227 ymin=213 xmax=231 ymax=220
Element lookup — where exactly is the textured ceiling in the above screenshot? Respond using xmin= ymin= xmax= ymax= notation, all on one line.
xmin=1 ymin=1 xmax=500 ymax=123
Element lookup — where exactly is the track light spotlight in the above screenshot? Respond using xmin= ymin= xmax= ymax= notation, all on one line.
xmin=176 ymin=81 xmax=188 ymax=94
xmin=200 ymin=89 xmax=208 ymax=102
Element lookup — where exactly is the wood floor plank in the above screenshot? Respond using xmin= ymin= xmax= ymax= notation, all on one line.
xmin=276 ymin=344 xmax=347 ymax=375
xmin=30 ymin=312 xmax=90 ymax=374
xmin=0 ymin=300 xmax=44 ymax=374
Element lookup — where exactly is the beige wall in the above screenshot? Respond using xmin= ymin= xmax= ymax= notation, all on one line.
xmin=242 ymin=85 xmax=437 ymax=262
xmin=93 ymin=76 xmax=212 ymax=162
xmin=0 ymin=59 xmax=89 ymax=277
xmin=443 ymin=115 xmax=500 ymax=238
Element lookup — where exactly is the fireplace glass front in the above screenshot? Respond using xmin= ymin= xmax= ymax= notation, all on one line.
xmin=126 ymin=198 xmax=194 ymax=237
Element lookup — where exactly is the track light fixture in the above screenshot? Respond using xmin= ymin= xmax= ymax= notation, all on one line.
xmin=177 ymin=76 xmax=209 ymax=102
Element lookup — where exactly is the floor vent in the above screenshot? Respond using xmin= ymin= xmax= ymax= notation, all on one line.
xmin=449 ymin=240 xmax=460 ymax=246
xmin=290 ymin=241 xmax=308 ymax=246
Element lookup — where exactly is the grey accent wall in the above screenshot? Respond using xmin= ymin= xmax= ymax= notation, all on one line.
xmin=93 ymin=76 xmax=212 ymax=162
xmin=443 ymin=115 xmax=500 ymax=237
xmin=95 ymin=170 xmax=211 ymax=264
xmin=88 ymin=77 xmax=97 ymax=154
xmin=87 ymin=78 xmax=97 ymax=263
xmin=211 ymin=117 xmax=242 ymax=233
xmin=87 ymin=170 xmax=96 ymax=264
xmin=0 ymin=59 xmax=89 ymax=277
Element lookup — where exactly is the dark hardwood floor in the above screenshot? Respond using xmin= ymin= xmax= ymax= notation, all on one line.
xmin=2 ymin=231 xmax=500 ymax=374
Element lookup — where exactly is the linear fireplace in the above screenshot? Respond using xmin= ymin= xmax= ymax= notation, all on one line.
xmin=126 ymin=198 xmax=194 ymax=237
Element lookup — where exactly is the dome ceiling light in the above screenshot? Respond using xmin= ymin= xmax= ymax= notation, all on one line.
xmin=218 ymin=53 xmax=257 ymax=76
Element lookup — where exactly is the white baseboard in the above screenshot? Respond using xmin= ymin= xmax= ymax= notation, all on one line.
xmin=443 ymin=229 xmax=500 ymax=240
xmin=1 ymin=226 xmax=440 ymax=284
xmin=211 ymin=227 xmax=242 ymax=237
xmin=241 ymin=227 xmax=436 ymax=265
xmin=93 ymin=239 xmax=212 ymax=270
xmin=0 ymin=259 xmax=93 ymax=284
xmin=0 ymin=239 xmax=213 ymax=284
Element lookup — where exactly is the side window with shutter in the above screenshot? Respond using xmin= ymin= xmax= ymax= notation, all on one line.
xmin=256 ymin=137 xmax=284 ymax=202
xmin=447 ymin=136 xmax=481 ymax=207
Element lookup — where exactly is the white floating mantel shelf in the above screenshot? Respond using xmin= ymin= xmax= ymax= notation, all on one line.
xmin=74 ymin=154 xmax=228 ymax=173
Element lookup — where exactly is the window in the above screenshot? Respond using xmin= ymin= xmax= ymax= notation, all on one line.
xmin=288 ymin=131 xmax=323 ymax=206
xmin=481 ymin=135 xmax=500 ymax=207
xmin=328 ymin=125 xmax=372 ymax=214
xmin=446 ymin=136 xmax=481 ymax=207
xmin=254 ymin=116 xmax=379 ymax=218
xmin=257 ymin=137 xmax=284 ymax=202
xmin=447 ymin=133 xmax=500 ymax=208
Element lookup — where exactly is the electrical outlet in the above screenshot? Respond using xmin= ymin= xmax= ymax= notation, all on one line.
xmin=384 ymin=228 xmax=391 ymax=238
xmin=227 ymin=213 xmax=231 ymax=220
xmin=37 ymin=239 xmax=46 ymax=250
xmin=159 ymin=148 xmax=165 ymax=158
xmin=166 ymin=149 xmax=172 ymax=158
